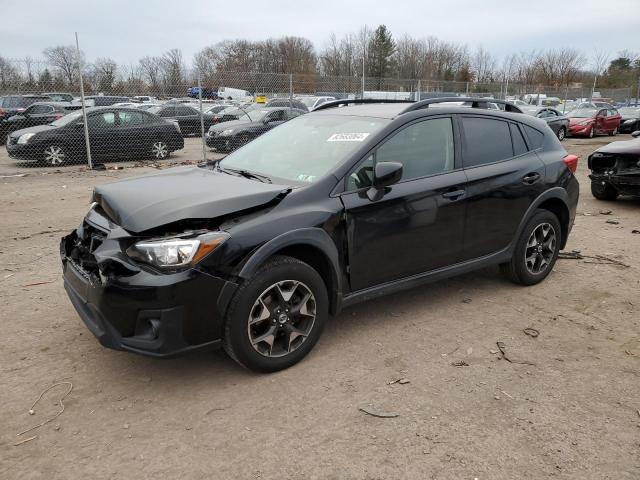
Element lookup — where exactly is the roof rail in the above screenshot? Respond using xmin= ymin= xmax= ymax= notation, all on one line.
xmin=313 ymin=98 xmax=411 ymax=111
xmin=400 ymin=97 xmax=523 ymax=114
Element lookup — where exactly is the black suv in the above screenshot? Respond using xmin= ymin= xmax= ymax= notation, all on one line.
xmin=60 ymin=98 xmax=579 ymax=372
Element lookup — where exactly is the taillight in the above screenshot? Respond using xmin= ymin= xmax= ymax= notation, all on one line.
xmin=563 ymin=154 xmax=578 ymax=173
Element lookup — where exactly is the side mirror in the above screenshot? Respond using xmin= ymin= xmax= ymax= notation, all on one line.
xmin=366 ymin=161 xmax=403 ymax=201
xmin=374 ymin=161 xmax=403 ymax=188
xmin=632 ymin=131 xmax=640 ymax=138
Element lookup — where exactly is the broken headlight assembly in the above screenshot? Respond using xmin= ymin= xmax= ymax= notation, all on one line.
xmin=126 ymin=232 xmax=228 ymax=270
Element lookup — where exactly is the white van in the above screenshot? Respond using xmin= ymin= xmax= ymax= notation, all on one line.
xmin=218 ymin=87 xmax=253 ymax=102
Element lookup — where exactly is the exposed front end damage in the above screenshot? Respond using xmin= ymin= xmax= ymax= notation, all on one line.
xmin=588 ymin=151 xmax=640 ymax=196
xmin=60 ymin=205 xmax=238 ymax=357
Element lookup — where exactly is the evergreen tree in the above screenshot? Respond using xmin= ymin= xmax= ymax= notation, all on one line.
xmin=367 ymin=25 xmax=395 ymax=89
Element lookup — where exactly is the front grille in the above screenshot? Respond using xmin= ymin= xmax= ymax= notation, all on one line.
xmin=68 ymin=222 xmax=108 ymax=280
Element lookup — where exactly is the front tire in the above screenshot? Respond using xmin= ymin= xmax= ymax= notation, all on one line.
xmin=609 ymin=127 xmax=618 ymax=136
xmin=223 ymin=255 xmax=328 ymax=372
xmin=588 ymin=127 xmax=594 ymax=138
xmin=43 ymin=144 xmax=67 ymax=166
xmin=501 ymin=209 xmax=561 ymax=286
xmin=591 ymin=180 xmax=618 ymax=201
xmin=557 ymin=127 xmax=566 ymax=141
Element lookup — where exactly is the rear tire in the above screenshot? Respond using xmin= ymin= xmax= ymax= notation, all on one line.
xmin=223 ymin=255 xmax=328 ymax=372
xmin=591 ymin=180 xmax=618 ymax=201
xmin=151 ymin=140 xmax=169 ymax=160
xmin=500 ymin=209 xmax=561 ymax=286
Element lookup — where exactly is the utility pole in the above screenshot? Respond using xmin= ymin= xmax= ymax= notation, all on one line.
xmin=362 ymin=42 xmax=366 ymax=99
xmin=198 ymin=72 xmax=206 ymax=163
xmin=75 ymin=32 xmax=92 ymax=169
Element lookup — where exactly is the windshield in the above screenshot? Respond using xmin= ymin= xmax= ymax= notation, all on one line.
xmin=568 ymin=108 xmax=597 ymax=119
xmin=50 ymin=110 xmax=83 ymax=126
xmin=147 ymin=106 xmax=164 ymax=115
xmin=220 ymin=114 xmax=389 ymax=183
xmin=619 ymin=107 xmax=640 ymax=116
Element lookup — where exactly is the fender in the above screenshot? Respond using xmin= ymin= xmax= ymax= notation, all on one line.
xmin=217 ymin=228 xmax=344 ymax=320
xmin=509 ymin=187 xmax=571 ymax=252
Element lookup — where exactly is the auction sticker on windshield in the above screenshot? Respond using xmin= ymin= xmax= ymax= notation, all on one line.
xmin=327 ymin=133 xmax=370 ymax=142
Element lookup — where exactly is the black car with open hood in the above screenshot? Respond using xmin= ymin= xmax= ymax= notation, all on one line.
xmin=61 ymin=98 xmax=579 ymax=372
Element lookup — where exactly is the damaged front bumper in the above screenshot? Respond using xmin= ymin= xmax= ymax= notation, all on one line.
xmin=60 ymin=208 xmax=238 ymax=357
xmin=589 ymin=153 xmax=640 ymax=197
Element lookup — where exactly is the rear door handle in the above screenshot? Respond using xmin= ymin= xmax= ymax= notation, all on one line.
xmin=442 ymin=189 xmax=465 ymax=200
xmin=522 ymin=173 xmax=541 ymax=184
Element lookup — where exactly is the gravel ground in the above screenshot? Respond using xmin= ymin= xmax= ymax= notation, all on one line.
xmin=1 ymin=135 xmax=639 ymax=479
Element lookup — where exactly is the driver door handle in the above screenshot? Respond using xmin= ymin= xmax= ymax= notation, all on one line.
xmin=442 ymin=189 xmax=465 ymax=200
xmin=522 ymin=173 xmax=541 ymax=184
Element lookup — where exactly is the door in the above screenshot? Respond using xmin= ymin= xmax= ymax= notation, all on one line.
xmin=460 ymin=117 xmax=547 ymax=260
xmin=25 ymin=104 xmax=59 ymax=127
xmin=175 ymin=105 xmax=199 ymax=133
xmin=341 ymin=117 xmax=467 ymax=291
xmin=594 ymin=109 xmax=608 ymax=134
xmin=117 ymin=110 xmax=151 ymax=157
xmin=607 ymin=109 xmax=620 ymax=132
xmin=86 ymin=111 xmax=118 ymax=159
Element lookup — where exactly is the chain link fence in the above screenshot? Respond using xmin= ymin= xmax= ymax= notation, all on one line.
xmin=0 ymin=58 xmax=637 ymax=169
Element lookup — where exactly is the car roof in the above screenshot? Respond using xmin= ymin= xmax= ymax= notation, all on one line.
xmin=311 ymin=101 xmax=549 ymax=130
xmin=29 ymin=101 xmax=75 ymax=107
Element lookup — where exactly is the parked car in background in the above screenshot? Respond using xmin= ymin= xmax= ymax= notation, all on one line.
xmin=205 ymin=104 xmax=234 ymax=115
xmin=618 ymin=106 xmax=640 ymax=133
xmin=210 ymin=105 xmax=260 ymax=124
xmin=588 ymin=131 xmax=640 ymax=200
xmin=567 ymin=107 xmax=621 ymax=138
xmin=0 ymin=102 xmax=77 ymax=144
xmin=296 ymin=96 xmax=336 ymax=111
xmin=265 ymin=98 xmax=309 ymax=111
xmin=577 ymin=101 xmax=613 ymax=110
xmin=6 ymin=107 xmax=184 ymax=165
xmin=59 ymin=98 xmax=578 ymax=371
xmin=206 ymin=107 xmax=305 ymax=152
xmin=44 ymin=92 xmax=74 ymax=102
xmin=146 ymin=104 xmax=217 ymax=136
xmin=526 ymin=107 xmax=569 ymax=141
xmin=0 ymin=95 xmax=52 ymax=122
xmin=217 ymin=87 xmax=253 ymax=102
xmin=187 ymin=87 xmax=218 ymax=99
xmin=136 ymin=103 xmax=163 ymax=111
xmin=132 ymin=95 xmax=158 ymax=103
xmin=81 ymin=95 xmax=131 ymax=107
xmin=112 ymin=102 xmax=142 ymax=108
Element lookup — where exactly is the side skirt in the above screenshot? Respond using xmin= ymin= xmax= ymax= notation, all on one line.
xmin=341 ymin=248 xmax=512 ymax=309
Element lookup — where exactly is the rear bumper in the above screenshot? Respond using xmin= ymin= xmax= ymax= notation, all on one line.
xmin=60 ymin=226 xmax=238 ymax=358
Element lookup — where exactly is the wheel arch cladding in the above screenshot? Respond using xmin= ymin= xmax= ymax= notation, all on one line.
xmin=236 ymin=228 xmax=343 ymax=315
xmin=535 ymin=197 xmax=570 ymax=250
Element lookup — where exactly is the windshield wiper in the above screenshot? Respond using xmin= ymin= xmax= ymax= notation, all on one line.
xmin=218 ymin=166 xmax=272 ymax=183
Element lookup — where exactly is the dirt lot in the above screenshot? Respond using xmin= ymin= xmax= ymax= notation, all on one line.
xmin=1 ymin=136 xmax=639 ymax=479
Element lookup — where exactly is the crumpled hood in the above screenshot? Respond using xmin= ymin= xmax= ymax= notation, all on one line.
xmin=569 ymin=117 xmax=594 ymax=126
xmin=594 ymin=138 xmax=640 ymax=155
xmin=92 ymin=166 xmax=291 ymax=233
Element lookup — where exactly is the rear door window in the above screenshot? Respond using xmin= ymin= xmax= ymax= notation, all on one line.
xmin=118 ymin=111 xmax=145 ymax=126
xmin=176 ymin=106 xmax=196 ymax=116
xmin=510 ymin=123 xmax=528 ymax=156
xmin=461 ymin=117 xmax=513 ymax=167
xmin=522 ymin=125 xmax=545 ymax=150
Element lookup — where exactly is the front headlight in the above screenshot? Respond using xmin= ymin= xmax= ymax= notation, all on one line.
xmin=578 ymin=120 xmax=593 ymax=126
xmin=623 ymin=119 xmax=634 ymax=124
xmin=220 ymin=129 xmax=235 ymax=136
xmin=126 ymin=232 xmax=228 ymax=269
xmin=17 ymin=133 xmax=36 ymax=144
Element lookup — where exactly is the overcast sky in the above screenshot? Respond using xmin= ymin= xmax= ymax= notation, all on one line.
xmin=0 ymin=0 xmax=637 ymax=66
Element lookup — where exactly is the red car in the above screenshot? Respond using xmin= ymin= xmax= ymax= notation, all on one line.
xmin=568 ymin=107 xmax=621 ymax=138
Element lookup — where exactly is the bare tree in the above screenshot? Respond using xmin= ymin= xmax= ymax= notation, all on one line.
xmin=139 ymin=56 xmax=162 ymax=92
xmin=92 ymin=57 xmax=118 ymax=92
xmin=43 ymin=45 xmax=81 ymax=86
xmin=590 ymin=48 xmax=609 ymax=98
xmin=471 ymin=46 xmax=497 ymax=83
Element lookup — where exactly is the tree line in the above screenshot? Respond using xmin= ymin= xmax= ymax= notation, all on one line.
xmin=0 ymin=25 xmax=638 ymax=96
